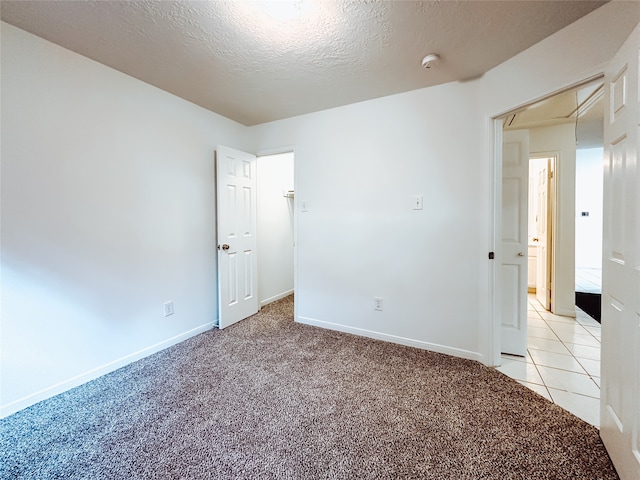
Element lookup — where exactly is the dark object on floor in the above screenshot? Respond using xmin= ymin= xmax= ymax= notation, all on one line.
xmin=0 ymin=296 xmax=617 ymax=479
xmin=575 ymin=291 xmax=602 ymax=322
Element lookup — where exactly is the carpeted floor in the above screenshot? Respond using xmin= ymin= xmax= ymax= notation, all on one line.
xmin=0 ymin=295 xmax=618 ymax=479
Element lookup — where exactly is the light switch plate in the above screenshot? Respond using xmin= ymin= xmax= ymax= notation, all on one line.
xmin=413 ymin=195 xmax=423 ymax=210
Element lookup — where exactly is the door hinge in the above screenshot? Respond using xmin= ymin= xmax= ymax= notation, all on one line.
xmin=549 ymin=170 xmax=554 ymax=179
xmin=488 ymin=251 xmax=495 ymax=260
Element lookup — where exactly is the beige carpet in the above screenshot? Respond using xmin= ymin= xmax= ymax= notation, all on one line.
xmin=0 ymin=295 xmax=618 ymax=479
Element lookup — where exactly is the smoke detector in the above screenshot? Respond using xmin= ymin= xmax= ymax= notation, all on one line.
xmin=421 ymin=54 xmax=440 ymax=69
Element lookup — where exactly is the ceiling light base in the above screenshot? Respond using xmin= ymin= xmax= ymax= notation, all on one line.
xmin=421 ymin=54 xmax=440 ymax=69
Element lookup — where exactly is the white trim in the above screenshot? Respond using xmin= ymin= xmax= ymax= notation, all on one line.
xmin=293 ymin=150 xmax=299 ymax=326
xmin=490 ymin=76 xmax=605 ymax=365
xmin=530 ymin=151 xmax=559 ymax=314
xmin=297 ymin=316 xmax=484 ymax=363
xmin=254 ymin=147 xmax=298 ymax=323
xmin=255 ymin=145 xmax=296 ymax=157
xmin=260 ymin=289 xmax=294 ymax=308
xmin=0 ymin=322 xmax=215 ymax=419
xmin=552 ymin=308 xmax=577 ymax=317
xmin=489 ymin=118 xmax=503 ymax=367
xmin=491 ymin=73 xmax=605 ymax=120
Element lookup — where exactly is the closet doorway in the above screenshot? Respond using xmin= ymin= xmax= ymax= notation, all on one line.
xmin=257 ymin=152 xmax=295 ymax=308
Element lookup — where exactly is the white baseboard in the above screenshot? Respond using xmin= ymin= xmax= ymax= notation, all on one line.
xmin=297 ymin=316 xmax=483 ymax=363
xmin=0 ymin=322 xmax=215 ymax=419
xmin=552 ymin=307 xmax=576 ymax=317
xmin=260 ymin=289 xmax=294 ymax=308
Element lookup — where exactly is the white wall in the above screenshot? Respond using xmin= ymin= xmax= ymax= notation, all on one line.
xmin=250 ymin=3 xmax=639 ymax=366
xmin=575 ymin=147 xmax=604 ymax=269
xmin=250 ymin=82 xmax=485 ymax=361
xmin=0 ymin=23 xmax=249 ymax=417
xmin=529 ymin=124 xmax=577 ymax=316
xmin=257 ymin=152 xmax=294 ymax=306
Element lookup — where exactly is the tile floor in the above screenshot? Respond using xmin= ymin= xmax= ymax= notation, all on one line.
xmin=576 ymin=267 xmax=602 ymax=294
xmin=497 ymin=294 xmax=602 ymax=427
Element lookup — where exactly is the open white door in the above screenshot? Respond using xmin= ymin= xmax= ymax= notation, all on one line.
xmin=216 ymin=145 xmax=259 ymax=329
xmin=501 ymin=129 xmax=530 ymax=356
xmin=600 ymin=24 xmax=640 ymax=480
xmin=535 ymin=158 xmax=552 ymax=310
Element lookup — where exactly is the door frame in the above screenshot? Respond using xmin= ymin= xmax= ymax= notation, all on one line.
xmin=529 ymin=152 xmax=558 ymax=312
xmin=255 ymin=146 xmax=298 ymax=321
xmin=489 ymin=74 xmax=604 ymax=366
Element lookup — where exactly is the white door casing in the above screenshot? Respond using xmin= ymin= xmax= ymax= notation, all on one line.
xmin=501 ymin=129 xmax=530 ymax=356
xmin=535 ymin=158 xmax=552 ymax=310
xmin=216 ymin=145 xmax=259 ymax=329
xmin=600 ymin=24 xmax=640 ymax=480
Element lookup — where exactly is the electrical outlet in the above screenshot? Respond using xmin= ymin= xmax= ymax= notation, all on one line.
xmin=374 ymin=297 xmax=383 ymax=311
xmin=164 ymin=301 xmax=174 ymax=317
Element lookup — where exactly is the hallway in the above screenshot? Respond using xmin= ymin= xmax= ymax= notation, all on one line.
xmin=497 ymin=294 xmax=601 ymax=427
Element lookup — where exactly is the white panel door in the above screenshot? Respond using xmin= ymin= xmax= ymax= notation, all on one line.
xmin=535 ymin=158 xmax=552 ymax=310
xmin=216 ymin=145 xmax=258 ymax=329
xmin=501 ymin=130 xmax=530 ymax=356
xmin=600 ymin=23 xmax=640 ymax=480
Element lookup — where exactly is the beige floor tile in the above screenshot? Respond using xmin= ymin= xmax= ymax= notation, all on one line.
xmin=527 ymin=326 xmax=559 ymax=341
xmin=528 ymin=349 xmax=588 ymax=374
xmin=522 ymin=302 xmax=602 ymax=426
xmin=548 ymin=388 xmax=600 ymax=427
xmin=575 ymin=311 xmax=592 ymax=320
xmin=527 ymin=317 xmax=548 ymax=329
xmin=529 ymin=302 xmax=549 ymax=313
xmin=576 ymin=357 xmax=600 ymax=377
xmin=538 ymin=312 xmax=575 ymax=324
xmin=576 ymin=316 xmax=601 ymax=327
xmin=519 ymin=381 xmax=551 ymax=401
xmin=496 ymin=359 xmax=544 ymax=385
xmin=583 ymin=326 xmax=601 ymax=340
xmin=527 ymin=337 xmax=570 ymax=355
xmin=553 ymin=331 xmax=601 ymax=348
xmin=565 ymin=343 xmax=601 ymax=361
xmin=545 ymin=321 xmax=589 ymax=335
xmin=536 ymin=366 xmax=600 ymax=398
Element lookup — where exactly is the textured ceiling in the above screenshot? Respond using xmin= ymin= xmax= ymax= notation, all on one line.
xmin=1 ymin=0 xmax=611 ymax=126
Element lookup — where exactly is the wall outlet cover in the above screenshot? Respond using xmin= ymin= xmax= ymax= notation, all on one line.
xmin=374 ymin=297 xmax=383 ymax=311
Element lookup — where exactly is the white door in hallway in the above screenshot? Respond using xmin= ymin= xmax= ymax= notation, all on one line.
xmin=535 ymin=158 xmax=552 ymax=311
xmin=501 ymin=129 xmax=530 ymax=356
xmin=216 ymin=145 xmax=259 ymax=329
xmin=600 ymin=23 xmax=640 ymax=480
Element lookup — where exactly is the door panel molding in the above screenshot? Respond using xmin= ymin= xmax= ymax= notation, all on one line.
xmin=600 ymin=23 xmax=640 ymax=480
xmin=500 ymin=129 xmax=530 ymax=357
xmin=216 ymin=145 xmax=259 ymax=329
